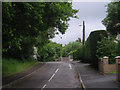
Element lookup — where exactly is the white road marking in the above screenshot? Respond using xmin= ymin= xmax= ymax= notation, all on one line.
xmin=48 ymin=73 xmax=55 ymax=82
xmin=48 ymin=68 xmax=59 ymax=82
xmin=69 ymin=64 xmax=72 ymax=69
xmin=55 ymin=68 xmax=59 ymax=73
xmin=42 ymin=84 xmax=46 ymax=89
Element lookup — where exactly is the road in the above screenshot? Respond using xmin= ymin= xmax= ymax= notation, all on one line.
xmin=9 ymin=61 xmax=80 ymax=89
xmin=73 ymin=61 xmax=120 ymax=88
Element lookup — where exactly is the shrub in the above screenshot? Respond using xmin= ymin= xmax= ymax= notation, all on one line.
xmin=96 ymin=37 xmax=118 ymax=64
xmin=2 ymin=58 xmax=37 ymax=77
xmin=74 ymin=30 xmax=108 ymax=69
xmin=87 ymin=30 xmax=108 ymax=68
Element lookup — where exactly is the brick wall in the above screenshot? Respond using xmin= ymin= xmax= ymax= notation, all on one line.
xmin=99 ymin=57 xmax=116 ymax=74
xmin=58 ymin=56 xmax=73 ymax=61
xmin=58 ymin=57 xmax=70 ymax=61
xmin=99 ymin=56 xmax=120 ymax=82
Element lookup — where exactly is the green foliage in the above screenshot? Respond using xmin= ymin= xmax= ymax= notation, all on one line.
xmin=96 ymin=37 xmax=118 ymax=64
xmin=109 ymin=71 xmax=116 ymax=74
xmin=62 ymin=41 xmax=82 ymax=57
xmin=88 ymin=30 xmax=108 ymax=68
xmin=2 ymin=2 xmax=78 ymax=60
xmin=75 ymin=38 xmax=81 ymax=42
xmin=73 ymin=47 xmax=82 ymax=60
xmin=102 ymin=2 xmax=120 ymax=35
xmin=74 ymin=30 xmax=108 ymax=69
xmin=37 ymin=41 xmax=62 ymax=62
xmin=2 ymin=58 xmax=37 ymax=77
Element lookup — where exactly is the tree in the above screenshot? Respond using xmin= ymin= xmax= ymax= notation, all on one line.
xmin=2 ymin=2 xmax=78 ymax=60
xmin=37 ymin=41 xmax=62 ymax=62
xmin=102 ymin=2 xmax=120 ymax=35
xmin=96 ymin=37 xmax=118 ymax=64
xmin=75 ymin=38 xmax=81 ymax=42
xmin=62 ymin=41 xmax=82 ymax=57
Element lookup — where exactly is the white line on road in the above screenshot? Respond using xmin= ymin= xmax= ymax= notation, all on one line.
xmin=48 ymin=73 xmax=55 ymax=82
xmin=55 ymin=68 xmax=59 ymax=73
xmin=48 ymin=68 xmax=59 ymax=82
xmin=42 ymin=84 xmax=46 ymax=89
xmin=69 ymin=64 xmax=72 ymax=69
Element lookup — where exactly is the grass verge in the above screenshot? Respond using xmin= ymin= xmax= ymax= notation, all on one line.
xmin=109 ymin=71 xmax=116 ymax=74
xmin=2 ymin=58 xmax=38 ymax=77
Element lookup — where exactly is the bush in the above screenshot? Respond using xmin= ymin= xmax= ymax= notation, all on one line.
xmin=62 ymin=41 xmax=82 ymax=57
xmin=74 ymin=30 xmax=108 ymax=69
xmin=96 ymin=37 xmax=118 ymax=64
xmin=3 ymin=36 xmax=35 ymax=61
xmin=88 ymin=30 xmax=108 ymax=68
xmin=37 ymin=41 xmax=62 ymax=62
xmin=2 ymin=58 xmax=37 ymax=77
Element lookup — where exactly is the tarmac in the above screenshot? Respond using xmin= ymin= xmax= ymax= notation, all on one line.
xmin=2 ymin=62 xmax=45 ymax=86
xmin=2 ymin=61 xmax=81 ymax=89
xmin=73 ymin=61 xmax=120 ymax=89
xmin=3 ymin=61 xmax=120 ymax=90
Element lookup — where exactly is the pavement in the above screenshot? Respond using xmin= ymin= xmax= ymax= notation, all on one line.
xmin=73 ymin=61 xmax=120 ymax=89
xmin=2 ymin=61 xmax=81 ymax=89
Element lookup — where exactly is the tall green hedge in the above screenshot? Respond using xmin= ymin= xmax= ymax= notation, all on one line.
xmin=74 ymin=30 xmax=108 ymax=69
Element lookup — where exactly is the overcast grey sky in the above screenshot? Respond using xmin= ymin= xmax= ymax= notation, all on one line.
xmin=51 ymin=2 xmax=109 ymax=46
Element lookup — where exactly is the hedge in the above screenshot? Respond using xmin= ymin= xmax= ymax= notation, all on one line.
xmin=73 ymin=30 xmax=108 ymax=69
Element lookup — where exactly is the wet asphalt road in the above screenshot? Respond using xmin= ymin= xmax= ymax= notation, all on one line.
xmin=73 ymin=61 xmax=120 ymax=88
xmin=11 ymin=61 xmax=80 ymax=89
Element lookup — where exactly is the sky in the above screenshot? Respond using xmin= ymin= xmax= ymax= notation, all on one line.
xmin=51 ymin=2 xmax=110 ymax=46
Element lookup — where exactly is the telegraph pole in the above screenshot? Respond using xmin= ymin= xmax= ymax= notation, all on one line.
xmin=83 ymin=21 xmax=85 ymax=46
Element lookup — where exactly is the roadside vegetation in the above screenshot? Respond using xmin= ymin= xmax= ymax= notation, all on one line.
xmin=62 ymin=38 xmax=82 ymax=57
xmin=2 ymin=2 xmax=78 ymax=77
xmin=73 ymin=30 xmax=108 ymax=69
xmin=37 ymin=41 xmax=63 ymax=62
xmin=2 ymin=58 xmax=37 ymax=77
xmin=73 ymin=2 xmax=120 ymax=69
xmin=2 ymin=2 xmax=120 ymax=76
xmin=96 ymin=36 xmax=118 ymax=64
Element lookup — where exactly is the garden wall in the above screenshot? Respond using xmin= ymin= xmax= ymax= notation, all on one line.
xmin=99 ymin=57 xmax=116 ymax=73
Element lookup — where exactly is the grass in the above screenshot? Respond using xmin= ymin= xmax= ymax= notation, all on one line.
xmin=109 ymin=71 xmax=116 ymax=74
xmin=2 ymin=58 xmax=38 ymax=77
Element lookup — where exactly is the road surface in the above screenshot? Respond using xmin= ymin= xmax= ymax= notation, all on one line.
xmin=8 ymin=61 xmax=80 ymax=89
xmin=73 ymin=61 xmax=120 ymax=88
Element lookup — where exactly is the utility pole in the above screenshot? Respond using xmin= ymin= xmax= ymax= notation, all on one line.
xmin=83 ymin=21 xmax=85 ymax=46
